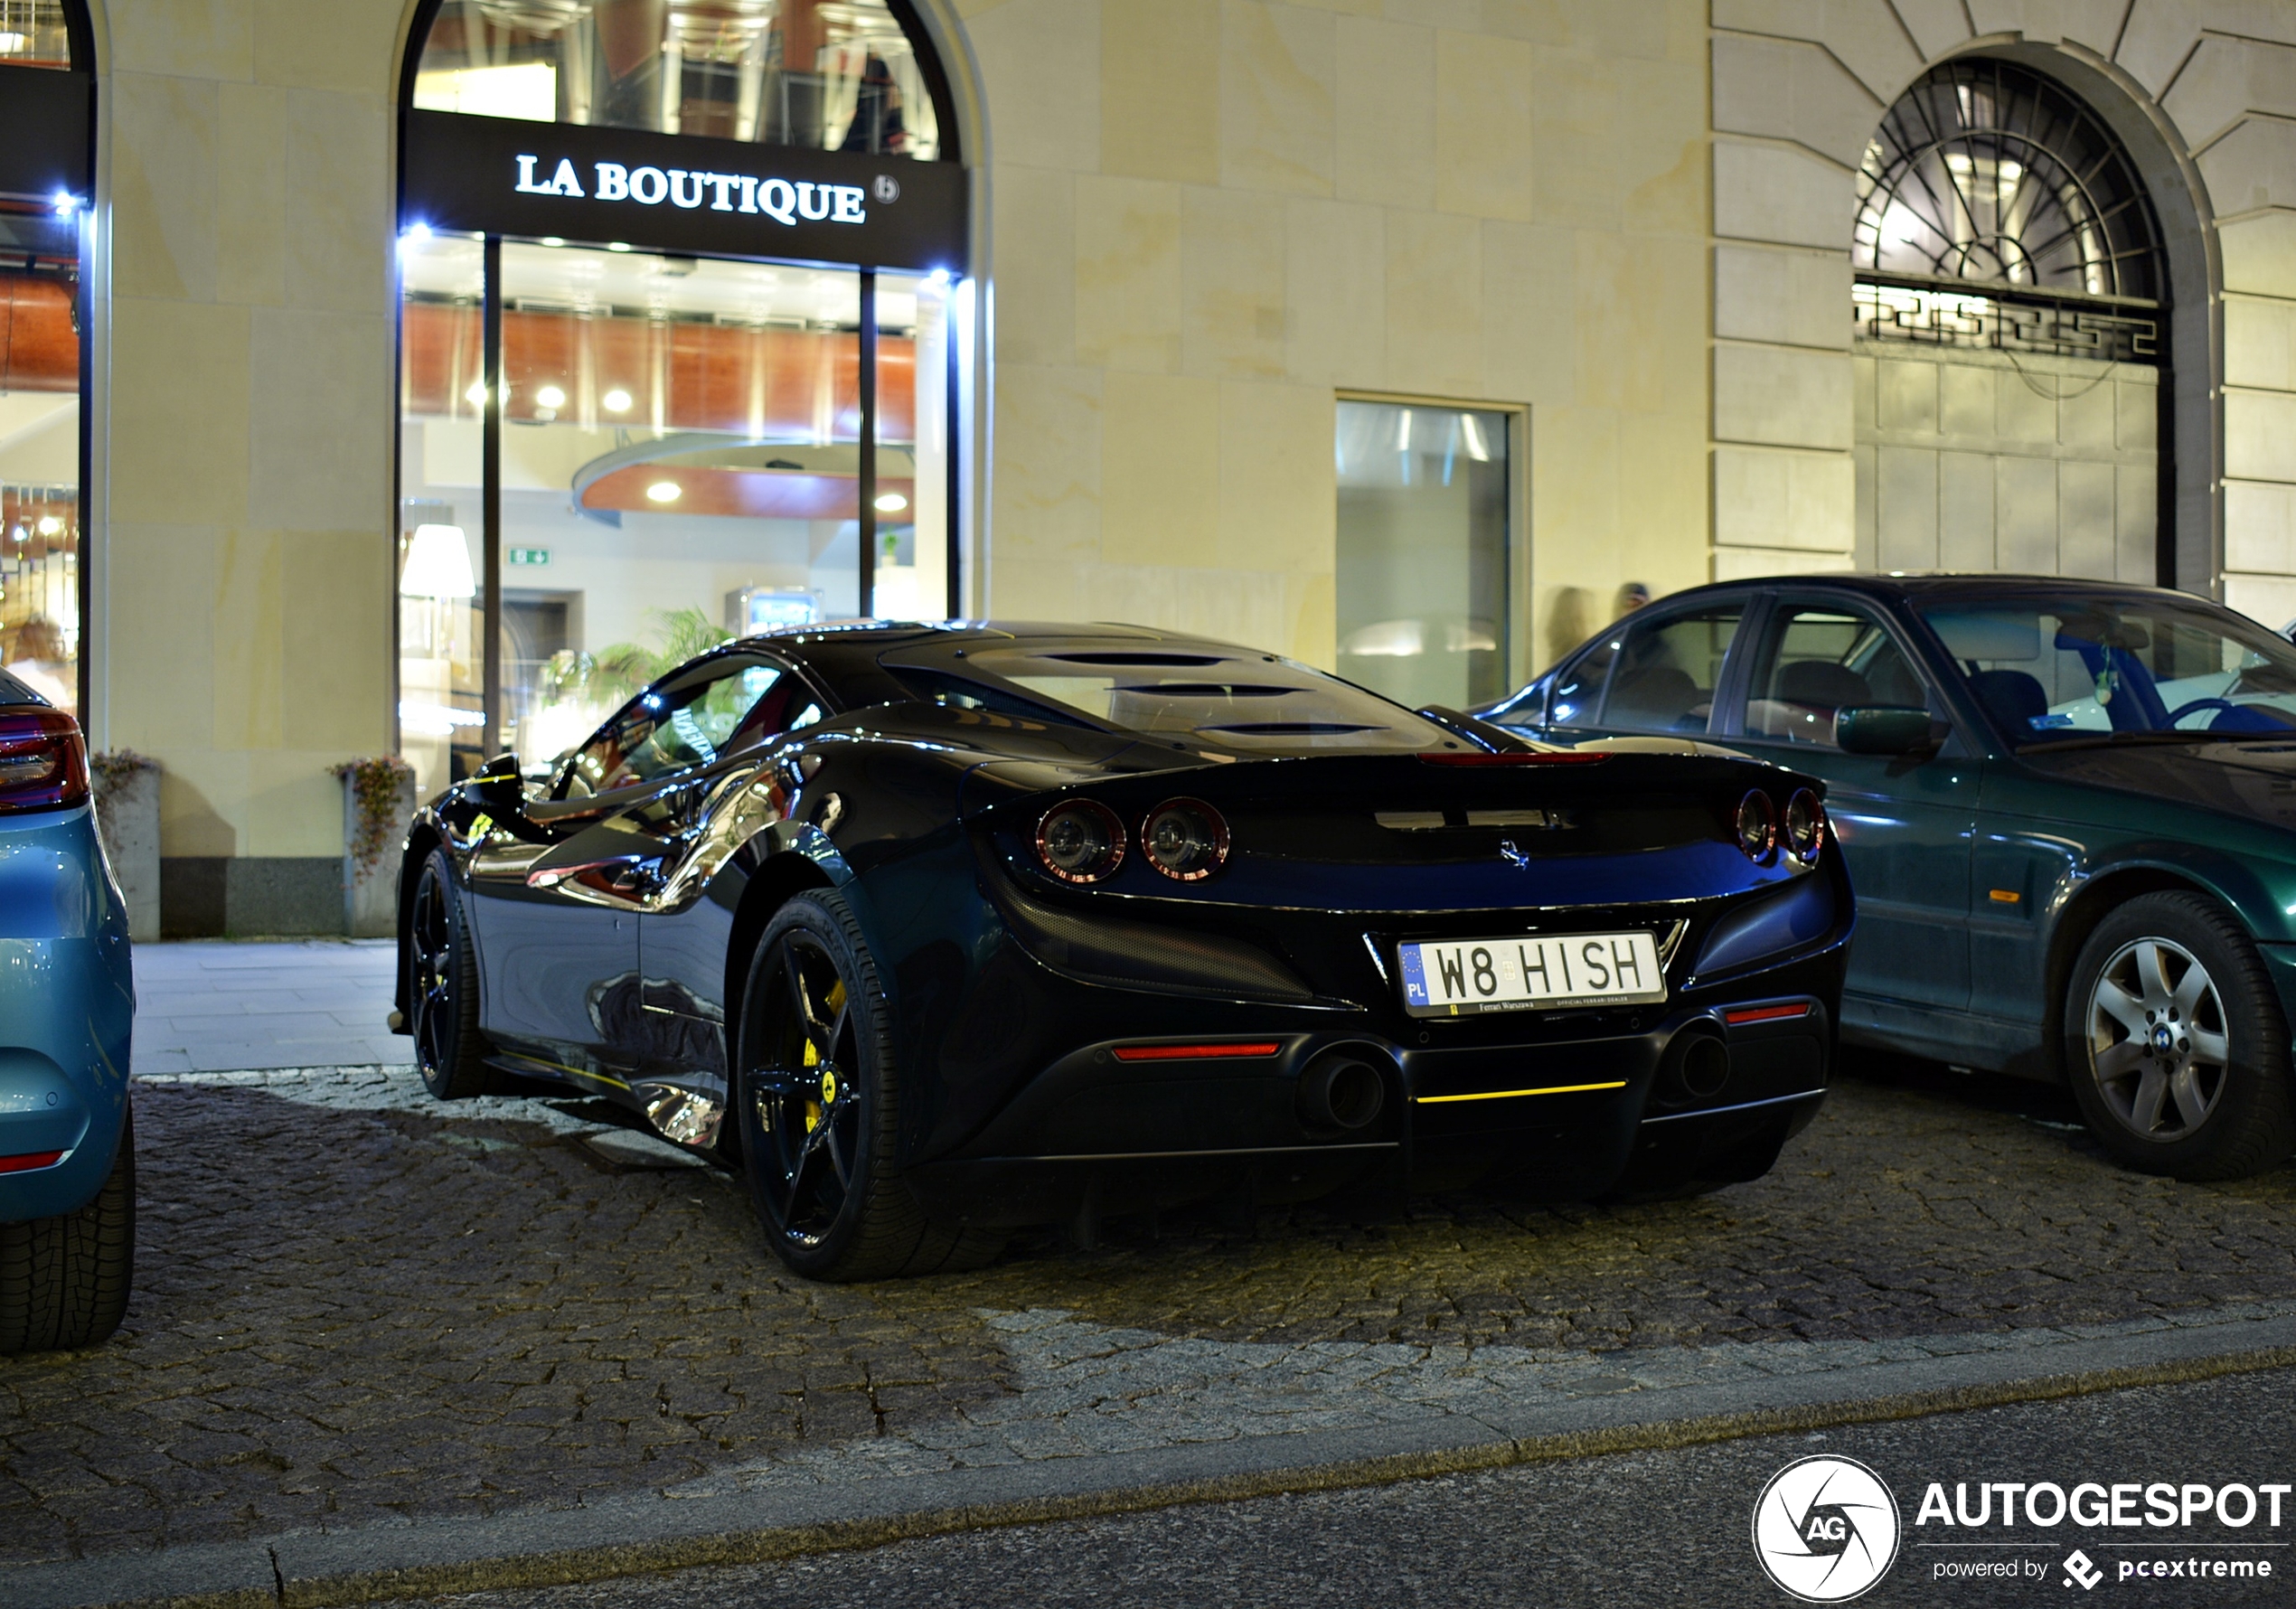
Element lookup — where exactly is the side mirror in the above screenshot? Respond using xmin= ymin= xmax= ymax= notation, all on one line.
xmin=466 ymin=751 xmax=525 ymax=814
xmin=445 ymin=752 xmax=550 ymax=841
xmin=1835 ymin=706 xmax=1934 ymax=756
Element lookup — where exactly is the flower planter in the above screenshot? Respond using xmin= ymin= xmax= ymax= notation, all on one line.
xmin=338 ymin=758 xmax=419 ymax=938
xmin=92 ymin=753 xmax=161 ymax=943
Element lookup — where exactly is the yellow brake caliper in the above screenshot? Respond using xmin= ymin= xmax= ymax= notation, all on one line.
xmin=802 ymin=981 xmax=848 ymax=1132
xmin=803 ymin=1037 xmax=821 ymax=1132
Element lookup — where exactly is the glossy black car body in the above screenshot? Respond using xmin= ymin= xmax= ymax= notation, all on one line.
xmin=395 ymin=623 xmax=1853 ymax=1278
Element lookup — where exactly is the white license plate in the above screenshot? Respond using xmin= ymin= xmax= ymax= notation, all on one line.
xmin=1398 ymin=930 xmax=1667 ymax=1017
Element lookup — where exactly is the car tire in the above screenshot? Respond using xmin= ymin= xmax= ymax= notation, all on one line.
xmin=734 ymin=889 xmax=1000 ymax=1281
xmin=0 ymin=1108 xmax=135 ymax=1355
xmin=409 ymin=847 xmax=494 ymax=1100
xmin=2065 ymin=891 xmax=2296 ymax=1181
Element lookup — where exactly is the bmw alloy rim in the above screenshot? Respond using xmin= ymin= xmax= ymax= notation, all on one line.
xmin=2084 ymin=936 xmax=2230 ymax=1143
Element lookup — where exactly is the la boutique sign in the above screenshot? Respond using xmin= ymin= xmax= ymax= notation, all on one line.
xmin=513 ymin=154 xmax=899 ymax=229
xmin=400 ymin=109 xmax=967 ymax=272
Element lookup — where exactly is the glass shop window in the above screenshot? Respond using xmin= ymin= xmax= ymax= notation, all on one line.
xmin=0 ymin=0 xmax=72 ymax=67
xmin=1334 ymin=400 xmax=1512 ymax=712
xmin=410 ymin=0 xmax=939 ymax=159
xmin=0 ymin=201 xmax=81 ymax=716
xmin=396 ymin=232 xmax=950 ymax=796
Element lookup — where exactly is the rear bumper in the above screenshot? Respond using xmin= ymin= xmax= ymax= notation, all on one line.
xmin=0 ymin=805 xmax=136 ymax=1224
xmin=905 ymin=979 xmax=1838 ymax=1228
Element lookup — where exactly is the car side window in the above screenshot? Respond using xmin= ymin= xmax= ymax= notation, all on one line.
xmin=1563 ymin=606 xmax=1743 ymax=736
xmin=1744 ymin=604 xmax=1932 ymax=748
xmin=559 ymin=655 xmax=790 ymax=798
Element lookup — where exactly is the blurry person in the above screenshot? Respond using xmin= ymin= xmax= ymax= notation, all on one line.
xmin=1546 ymin=587 xmax=1592 ymax=668
xmin=6 ymin=615 xmax=71 ymax=712
xmin=1614 ymin=581 xmax=1651 ymax=619
xmin=841 ymin=53 xmax=908 ymax=155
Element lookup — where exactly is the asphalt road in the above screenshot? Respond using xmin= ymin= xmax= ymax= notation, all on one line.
xmin=404 ymin=1368 xmax=2296 ymax=1609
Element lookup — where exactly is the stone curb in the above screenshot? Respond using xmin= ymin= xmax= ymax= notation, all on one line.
xmin=14 ymin=1310 xmax=2296 ymax=1609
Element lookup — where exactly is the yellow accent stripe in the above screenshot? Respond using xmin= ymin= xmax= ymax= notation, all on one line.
xmin=1413 ymin=1080 xmax=1629 ymax=1105
xmin=501 ymin=1052 xmax=630 ymax=1092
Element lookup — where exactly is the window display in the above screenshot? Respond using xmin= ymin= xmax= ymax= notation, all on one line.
xmin=397 ymin=231 xmax=950 ymax=795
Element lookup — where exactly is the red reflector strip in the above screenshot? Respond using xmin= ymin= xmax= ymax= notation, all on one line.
xmin=1111 ymin=1042 xmax=1283 ymax=1063
xmin=1724 ymin=1003 xmax=1811 ymax=1026
xmin=0 ymin=1150 xmax=65 ymax=1174
xmin=1416 ymin=750 xmax=1608 ymax=767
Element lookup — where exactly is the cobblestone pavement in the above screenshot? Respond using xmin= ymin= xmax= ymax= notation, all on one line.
xmin=7 ymin=1057 xmax=2296 ymax=1567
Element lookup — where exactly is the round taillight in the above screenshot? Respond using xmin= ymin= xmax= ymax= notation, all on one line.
xmin=1735 ymin=790 xmax=1776 ymax=861
xmin=1035 ymin=799 xmax=1125 ymax=883
xmin=1141 ymin=797 xmax=1229 ymax=881
xmin=1784 ymin=788 xmax=1824 ymax=863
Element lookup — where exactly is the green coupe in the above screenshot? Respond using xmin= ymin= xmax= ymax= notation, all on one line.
xmin=1482 ymin=575 xmax=2296 ymax=1181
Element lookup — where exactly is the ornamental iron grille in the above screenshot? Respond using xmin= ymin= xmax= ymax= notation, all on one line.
xmin=1853 ymin=59 xmax=2166 ymax=364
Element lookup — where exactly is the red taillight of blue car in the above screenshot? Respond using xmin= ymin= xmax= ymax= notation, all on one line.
xmin=0 ymin=706 xmax=89 ymax=814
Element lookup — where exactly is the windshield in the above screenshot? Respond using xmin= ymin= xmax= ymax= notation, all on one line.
xmin=1917 ymin=593 xmax=2296 ymax=744
xmin=899 ymin=645 xmax=1456 ymax=754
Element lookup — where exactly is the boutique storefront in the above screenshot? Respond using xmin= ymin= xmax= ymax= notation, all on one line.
xmin=24 ymin=0 xmax=2296 ymax=934
xmin=392 ymin=0 xmax=970 ymax=796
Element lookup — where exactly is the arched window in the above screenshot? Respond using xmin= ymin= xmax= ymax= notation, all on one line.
xmin=409 ymin=0 xmax=950 ymax=161
xmin=1855 ymin=58 xmax=2162 ymax=302
xmin=1850 ymin=60 xmax=2169 ymax=586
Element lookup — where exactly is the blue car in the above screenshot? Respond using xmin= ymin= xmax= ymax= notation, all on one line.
xmin=0 ymin=671 xmax=136 ymax=1354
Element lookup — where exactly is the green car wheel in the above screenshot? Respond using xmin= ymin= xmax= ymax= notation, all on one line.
xmin=2066 ymin=892 xmax=2296 ymax=1181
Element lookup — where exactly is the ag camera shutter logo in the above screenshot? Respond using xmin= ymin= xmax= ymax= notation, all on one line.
xmin=1752 ymin=1455 xmax=1902 ymax=1602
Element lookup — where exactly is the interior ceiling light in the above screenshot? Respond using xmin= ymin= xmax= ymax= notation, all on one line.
xmin=535 ymin=385 xmax=566 ymax=409
xmin=874 ymin=492 xmax=908 ymax=513
xmin=607 ymin=241 xmax=633 ymax=252
xmin=465 ymin=383 xmax=487 ymax=406
xmin=34 ymin=516 xmax=61 ymax=537
xmin=602 ymin=388 xmax=633 ymax=411
xmin=645 ymin=480 xmax=682 ymax=503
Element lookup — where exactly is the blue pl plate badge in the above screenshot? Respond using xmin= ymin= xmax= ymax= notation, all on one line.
xmin=2028 ymin=712 xmax=2075 ymax=729
xmin=1399 ymin=944 xmax=1430 ymax=1007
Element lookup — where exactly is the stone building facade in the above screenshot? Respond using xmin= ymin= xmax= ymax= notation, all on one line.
xmin=0 ymin=0 xmax=2287 ymax=930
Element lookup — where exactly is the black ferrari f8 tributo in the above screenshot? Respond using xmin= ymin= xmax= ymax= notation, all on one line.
xmin=393 ymin=623 xmax=1850 ymax=1279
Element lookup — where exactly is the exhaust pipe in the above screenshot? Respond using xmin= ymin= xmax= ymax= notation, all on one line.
xmin=1658 ymin=1026 xmax=1732 ymax=1104
xmin=1297 ymin=1050 xmax=1388 ymax=1132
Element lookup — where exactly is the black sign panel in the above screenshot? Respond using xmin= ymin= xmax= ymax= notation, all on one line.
xmin=0 ymin=67 xmax=91 ymax=202
xmin=401 ymin=110 xmax=966 ymax=273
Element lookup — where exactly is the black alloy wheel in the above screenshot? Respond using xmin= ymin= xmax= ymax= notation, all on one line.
xmin=735 ymin=890 xmax=998 ymax=1281
xmin=409 ymin=848 xmax=491 ymax=1099
xmin=2065 ymin=891 xmax=2296 ymax=1181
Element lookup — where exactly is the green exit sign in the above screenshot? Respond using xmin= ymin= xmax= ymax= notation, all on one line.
xmin=508 ymin=547 xmax=550 ymax=566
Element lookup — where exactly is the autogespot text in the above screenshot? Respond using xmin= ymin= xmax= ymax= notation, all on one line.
xmin=1915 ymin=1480 xmax=2285 ymax=1590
